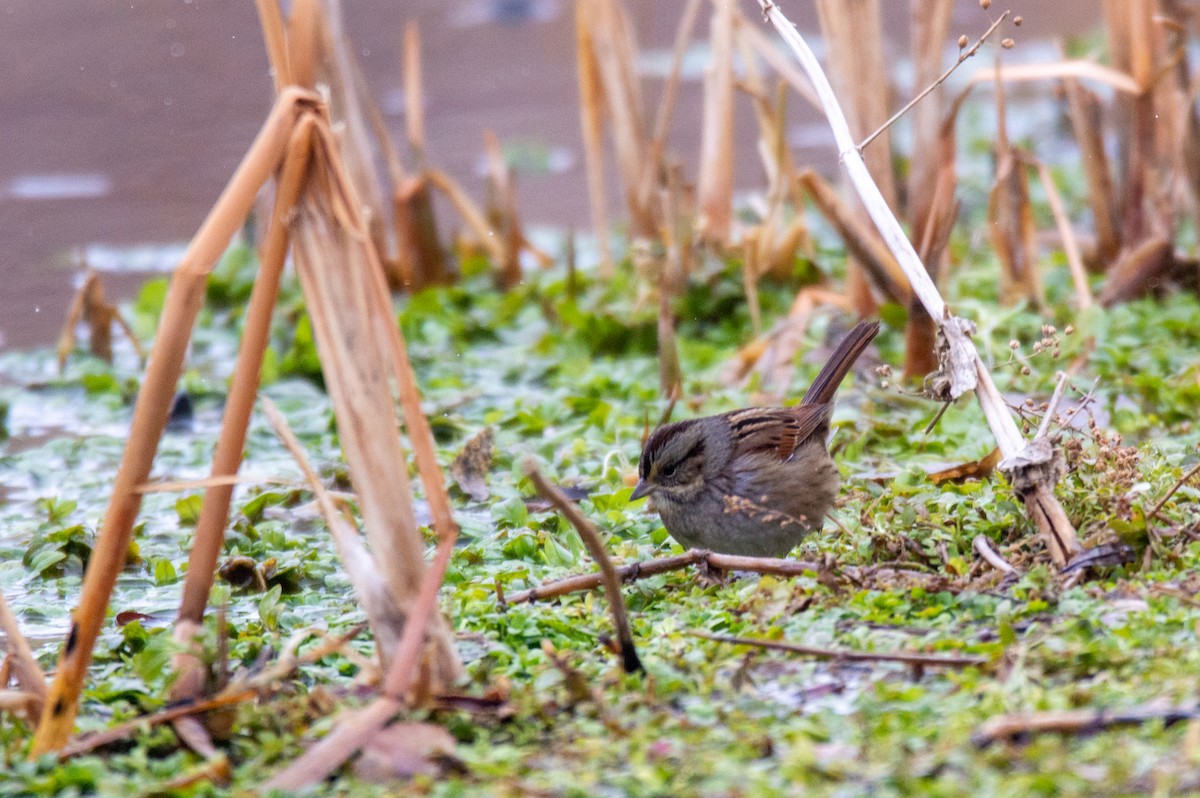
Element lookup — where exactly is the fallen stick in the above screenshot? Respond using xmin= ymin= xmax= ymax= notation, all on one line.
xmin=973 ymin=704 xmax=1200 ymax=747
xmin=503 ymin=549 xmax=941 ymax=606
xmin=693 ymin=632 xmax=988 ymax=668
xmin=525 ymin=462 xmax=643 ymax=674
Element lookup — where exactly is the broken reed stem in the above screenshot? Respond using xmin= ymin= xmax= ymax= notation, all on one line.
xmin=576 ymin=3 xmax=614 ymax=274
xmin=635 ymin=0 xmax=704 ymax=214
xmin=858 ymin=11 xmax=1009 ymax=152
xmin=424 ymin=168 xmax=507 ymax=267
xmin=0 ymin=589 xmax=46 ymax=718
xmin=504 ymin=549 xmax=941 ymax=606
xmin=29 ymin=88 xmax=320 ymax=757
xmin=264 ymin=502 xmax=460 ymax=790
xmin=524 ymin=462 xmax=643 ymax=674
xmin=292 ymin=122 xmax=461 ymax=680
xmin=173 ymin=114 xmax=315 ymax=657
xmin=261 ymin=396 xmax=408 ymax=658
xmin=1033 ymin=159 xmax=1094 ymax=310
xmin=753 ymin=0 xmax=1078 ymax=567
xmin=693 ymin=632 xmax=988 ymax=668
xmin=966 ymin=60 xmax=1142 ymax=94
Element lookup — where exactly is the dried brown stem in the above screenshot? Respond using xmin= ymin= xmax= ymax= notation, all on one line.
xmin=261 ymin=396 xmax=408 ymax=658
xmin=973 ymin=704 xmax=1200 ymax=747
xmin=171 ymin=114 xmax=317 ymax=706
xmin=504 ymin=549 xmax=940 ymax=606
xmin=0 ymin=590 xmax=46 ymax=719
xmin=263 ymin=495 xmax=460 ymax=790
xmin=1148 ymin=461 xmax=1200 ymax=522
xmin=30 ymin=88 xmax=320 ymax=757
xmin=525 ymin=462 xmax=642 ymax=673
xmin=694 ymin=632 xmax=988 ymax=668
xmin=1032 ymin=158 xmax=1094 ymax=310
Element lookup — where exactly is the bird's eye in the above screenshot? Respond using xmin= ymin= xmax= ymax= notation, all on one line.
xmin=659 ymin=460 xmax=679 ymax=479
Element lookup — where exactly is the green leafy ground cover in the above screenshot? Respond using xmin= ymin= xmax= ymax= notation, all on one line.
xmin=3 ymin=229 xmax=1200 ymax=796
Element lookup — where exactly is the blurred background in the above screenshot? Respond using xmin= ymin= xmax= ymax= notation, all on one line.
xmin=0 ymin=0 xmax=1094 ymax=349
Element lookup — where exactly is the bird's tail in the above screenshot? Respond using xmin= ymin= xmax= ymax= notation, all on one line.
xmin=801 ymin=320 xmax=881 ymax=406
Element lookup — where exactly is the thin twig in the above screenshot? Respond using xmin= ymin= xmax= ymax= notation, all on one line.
xmin=1032 ymin=158 xmax=1094 ymax=310
xmin=525 ymin=461 xmax=643 ymax=673
xmin=973 ymin=704 xmax=1200 ymax=747
xmin=504 ymin=550 xmax=941 ymax=606
xmin=1149 ymin=461 xmax=1200 ymax=522
xmin=859 ymin=11 xmax=1010 ymax=151
xmin=693 ymin=632 xmax=988 ymax=667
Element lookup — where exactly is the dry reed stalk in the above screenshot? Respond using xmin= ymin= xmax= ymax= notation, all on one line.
xmin=425 ymin=169 xmax=507 ymax=270
xmin=897 ymin=0 xmax=953 ymax=381
xmin=988 ymin=73 xmax=1044 ymax=308
xmin=906 ymin=0 xmax=954 ymax=233
xmin=740 ymin=287 xmax=853 ymax=396
xmin=261 ymin=397 xmax=408 ymax=657
xmin=729 ymin=5 xmax=820 ymax=112
xmin=696 ymin=0 xmax=734 ymax=248
xmin=483 ymin=131 xmax=523 ymax=289
xmin=291 ymin=123 xmax=461 ymax=681
xmin=403 ymin=21 xmax=427 ymax=164
xmin=308 ymin=101 xmax=461 ymax=574
xmin=742 ymin=231 xmax=763 ymax=336
xmin=738 ymin=47 xmax=808 ymax=281
xmin=1064 ymin=78 xmax=1121 ymax=268
xmin=905 ymin=93 xmax=965 ymax=379
xmin=635 ymin=0 xmax=704 ymax=217
xmin=263 ymin=498 xmax=460 ymax=790
xmin=29 ymin=88 xmax=320 ymax=756
xmin=56 ymin=269 xmax=144 ymax=372
xmin=815 ymin=0 xmax=894 ymax=318
xmin=582 ymin=0 xmax=657 ymax=238
xmin=754 ymin=1 xmax=1080 ymax=567
xmin=0 ymin=589 xmax=46 ymax=720
xmin=797 ymin=170 xmax=909 ymax=304
xmin=168 ymin=117 xmax=317 ymax=707
xmin=284 ymin=0 xmax=319 ymax=89
xmin=1099 ymin=234 xmax=1173 ymax=305
xmin=395 ymin=21 xmax=450 ymax=288
xmin=1033 ymin=158 xmax=1095 ymax=310
xmin=255 ymin=0 xmax=293 ymax=91
xmin=576 ymin=3 xmax=614 ymax=275
xmin=313 ymin=0 xmax=399 ymax=285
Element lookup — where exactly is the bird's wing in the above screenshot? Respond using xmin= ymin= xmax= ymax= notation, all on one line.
xmin=724 ymin=405 xmax=833 ymax=461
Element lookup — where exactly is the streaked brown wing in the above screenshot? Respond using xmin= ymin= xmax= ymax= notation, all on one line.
xmin=723 ymin=404 xmax=832 ymax=461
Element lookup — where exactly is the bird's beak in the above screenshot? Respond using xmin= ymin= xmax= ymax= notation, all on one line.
xmin=630 ymin=480 xmax=653 ymax=501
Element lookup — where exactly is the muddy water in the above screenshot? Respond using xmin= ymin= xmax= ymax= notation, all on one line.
xmin=0 ymin=1 xmax=1099 ymax=349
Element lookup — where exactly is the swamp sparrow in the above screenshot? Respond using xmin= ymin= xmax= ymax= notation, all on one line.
xmin=632 ymin=320 xmax=879 ymax=558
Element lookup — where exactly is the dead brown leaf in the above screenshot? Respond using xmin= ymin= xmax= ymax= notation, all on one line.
xmin=450 ymin=427 xmax=494 ymax=502
xmin=352 ymin=721 xmax=458 ymax=783
xmin=928 ymin=448 xmax=1003 ymax=485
